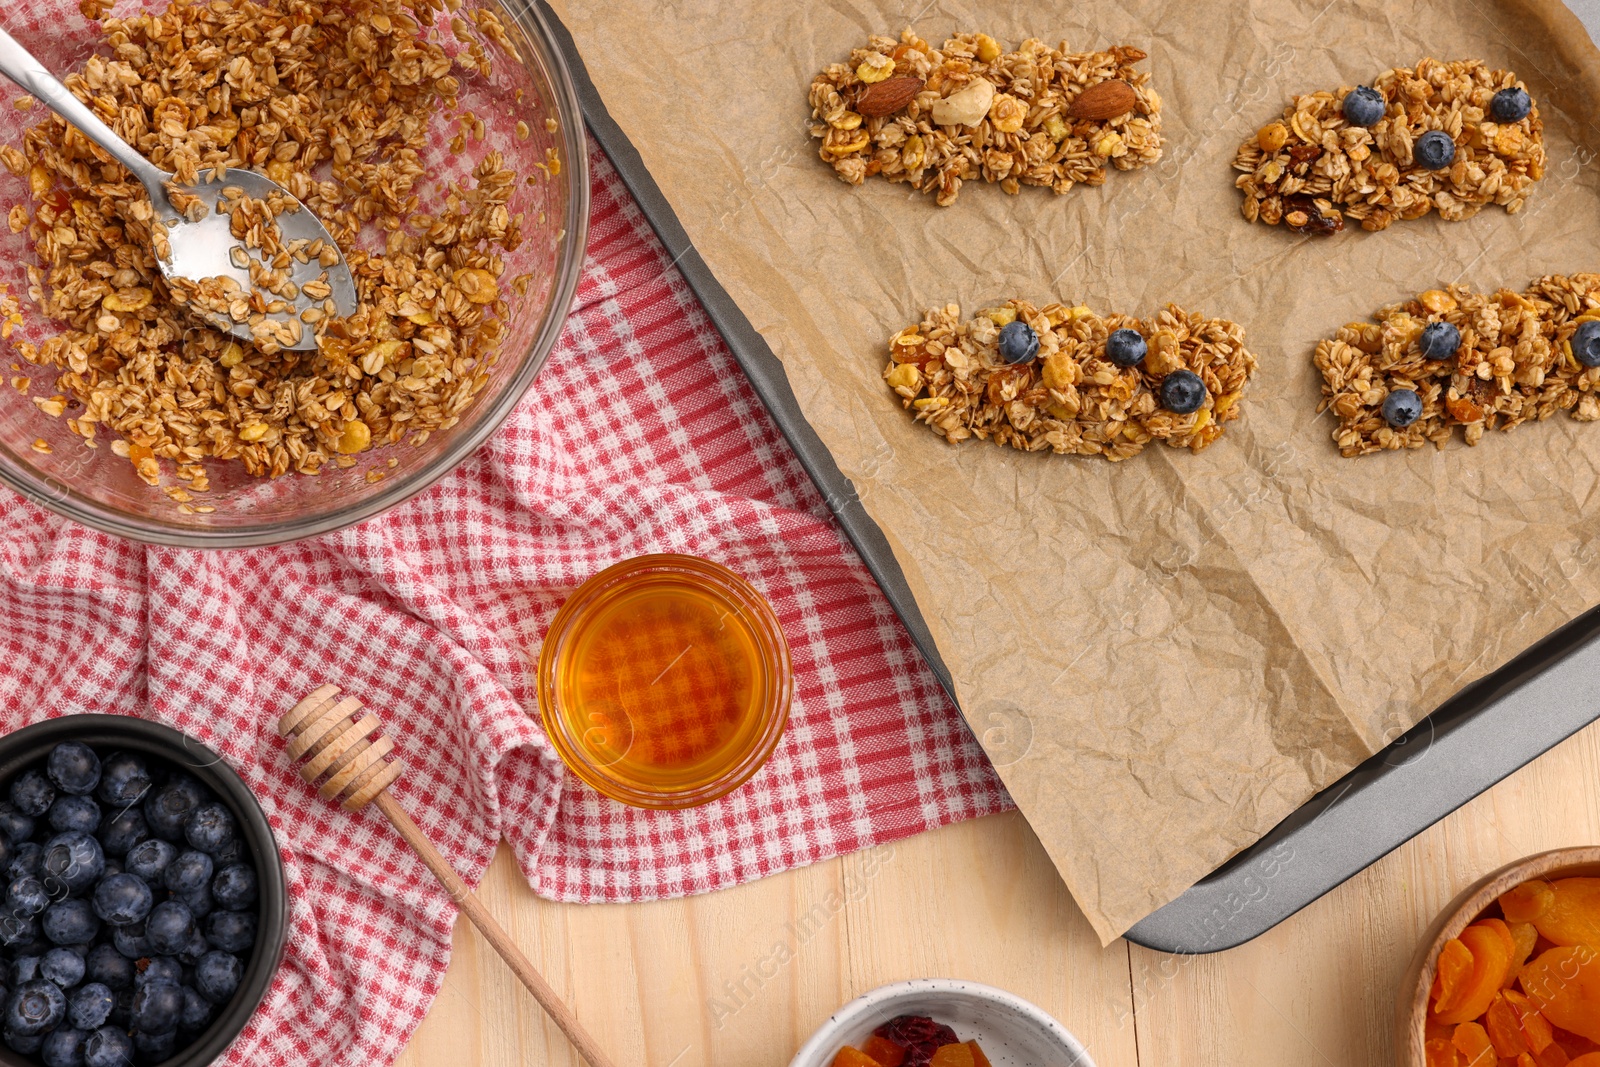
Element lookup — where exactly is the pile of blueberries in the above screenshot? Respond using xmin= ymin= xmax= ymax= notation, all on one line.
xmin=0 ymin=742 xmax=259 ymax=1066
xmin=996 ymin=319 xmax=1210 ymax=416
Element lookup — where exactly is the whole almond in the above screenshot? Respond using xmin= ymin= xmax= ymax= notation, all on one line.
xmin=857 ymin=76 xmax=924 ymax=118
xmin=1066 ymin=79 xmax=1138 ymax=121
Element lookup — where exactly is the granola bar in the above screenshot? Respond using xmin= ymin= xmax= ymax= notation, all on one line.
xmin=1315 ymin=276 xmax=1600 ymax=456
xmin=1233 ymin=59 xmax=1544 ymax=234
xmin=885 ymin=300 xmax=1256 ymax=460
xmin=809 ymin=30 xmax=1162 ymax=206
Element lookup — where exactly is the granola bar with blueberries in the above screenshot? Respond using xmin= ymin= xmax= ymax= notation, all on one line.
xmin=884 ymin=300 xmax=1256 ymax=460
xmin=1233 ymin=59 xmax=1544 ymax=234
xmin=808 ymin=30 xmax=1162 ymax=206
xmin=1315 ymin=276 xmax=1600 ymax=456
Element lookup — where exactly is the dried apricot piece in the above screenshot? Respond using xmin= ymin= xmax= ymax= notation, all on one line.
xmin=1569 ymin=1055 xmax=1600 ymax=1067
xmin=965 ymin=1042 xmax=992 ymax=1067
xmin=863 ymin=1037 xmax=907 ymax=1067
xmin=1506 ymin=988 xmax=1557 ymax=1052
xmin=928 ymin=1044 xmax=975 ymax=1067
xmin=1454 ymin=1020 xmax=1497 ymax=1066
xmin=1427 ymin=1037 xmax=1464 ymax=1067
xmin=1541 ymin=1046 xmax=1574 ymax=1067
xmin=1435 ymin=938 xmax=1477 ymax=1014
xmin=1436 ymin=921 xmax=1519 ymax=1025
xmin=1504 ymin=881 xmax=1559 ymax=923
xmin=833 ymin=1049 xmax=886 ymax=1067
xmin=1534 ymin=880 xmax=1600 ymax=947
xmin=1522 ymin=947 xmax=1600 ymax=1041
xmin=1511 ymin=923 xmax=1543 ymax=985
xmin=1488 ymin=993 xmax=1534 ymax=1057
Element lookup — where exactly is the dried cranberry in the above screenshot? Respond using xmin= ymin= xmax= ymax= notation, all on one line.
xmin=873 ymin=1015 xmax=960 ymax=1067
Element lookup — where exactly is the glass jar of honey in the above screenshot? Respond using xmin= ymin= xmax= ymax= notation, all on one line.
xmin=536 ymin=554 xmax=793 ymax=809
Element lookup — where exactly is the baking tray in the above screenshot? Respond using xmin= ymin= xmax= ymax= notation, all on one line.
xmin=533 ymin=0 xmax=1600 ymax=954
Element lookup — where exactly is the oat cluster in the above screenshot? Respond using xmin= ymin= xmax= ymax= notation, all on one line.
xmin=1233 ymin=59 xmax=1544 ymax=234
xmin=4 ymin=0 xmax=532 ymax=487
xmin=808 ymin=29 xmax=1162 ymax=206
xmin=1315 ymin=276 xmax=1600 ymax=456
xmin=884 ymin=300 xmax=1256 ymax=460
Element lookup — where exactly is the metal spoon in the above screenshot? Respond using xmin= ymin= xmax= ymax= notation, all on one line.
xmin=0 ymin=24 xmax=357 ymax=351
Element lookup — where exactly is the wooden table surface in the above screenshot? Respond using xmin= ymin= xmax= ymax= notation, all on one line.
xmin=394 ymin=717 xmax=1600 ymax=1067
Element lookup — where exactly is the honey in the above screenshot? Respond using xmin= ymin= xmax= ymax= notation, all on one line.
xmin=537 ymin=555 xmax=792 ymax=809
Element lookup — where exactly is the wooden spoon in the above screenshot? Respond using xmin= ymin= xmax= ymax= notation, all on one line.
xmin=280 ymin=684 xmax=618 ymax=1067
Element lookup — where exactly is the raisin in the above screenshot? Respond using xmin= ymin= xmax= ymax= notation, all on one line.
xmin=1282 ymin=194 xmax=1343 ymax=235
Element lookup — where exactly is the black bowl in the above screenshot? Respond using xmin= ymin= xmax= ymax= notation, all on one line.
xmin=0 ymin=715 xmax=287 ymax=1067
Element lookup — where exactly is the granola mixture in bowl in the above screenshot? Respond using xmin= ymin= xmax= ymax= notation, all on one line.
xmin=0 ymin=0 xmax=587 ymax=545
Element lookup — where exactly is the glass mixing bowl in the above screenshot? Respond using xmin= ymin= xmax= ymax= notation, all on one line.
xmin=0 ymin=0 xmax=588 ymax=546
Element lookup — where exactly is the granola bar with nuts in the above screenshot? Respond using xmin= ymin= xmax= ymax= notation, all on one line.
xmin=809 ymin=30 xmax=1162 ymax=206
xmin=1233 ymin=59 xmax=1544 ymax=235
xmin=1315 ymin=276 xmax=1600 ymax=456
xmin=885 ymin=300 xmax=1256 ymax=460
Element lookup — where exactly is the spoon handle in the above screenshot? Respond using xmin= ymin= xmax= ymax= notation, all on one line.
xmin=0 ymin=24 xmax=169 ymax=193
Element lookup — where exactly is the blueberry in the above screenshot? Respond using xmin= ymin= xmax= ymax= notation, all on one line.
xmin=83 ymin=1026 xmax=134 ymax=1067
xmin=135 ymin=958 xmax=182 ymax=988
xmin=133 ymin=1028 xmax=175 ymax=1062
xmin=210 ymin=863 xmax=257 ymax=912
xmin=0 ymin=803 xmax=35 ymax=844
xmin=144 ymin=901 xmax=194 ymax=957
xmin=176 ymin=983 xmax=212 ymax=1032
xmin=107 ymin=990 xmax=132 ymax=1029
xmin=111 ymin=920 xmax=150 ymax=960
xmin=8 ymin=876 xmax=50 ymax=918
xmin=178 ymin=927 xmax=211 ymax=966
xmin=95 ymin=753 xmax=151 ymax=808
xmin=163 ymin=850 xmax=213 ymax=895
xmin=1490 ymin=86 xmax=1531 ymax=122
xmin=42 ymin=946 xmax=85 ymax=988
xmin=47 ymin=743 xmax=101 ymax=797
xmin=1419 ymin=320 xmax=1461 ymax=361
xmin=48 ymin=796 xmax=101 ymax=835
xmin=143 ymin=778 xmax=206 ymax=843
xmin=1104 ymin=328 xmax=1148 ymax=368
xmin=92 ymin=873 xmax=152 ymax=927
xmin=12 ymin=771 xmax=57 ymax=817
xmin=1573 ymin=320 xmax=1600 ymax=368
xmin=67 ymin=982 xmax=114 ymax=1030
xmin=7 ymin=842 xmax=43 ymax=883
xmin=0 ymin=912 xmax=40 ymax=949
xmin=1414 ymin=130 xmax=1456 ymax=170
xmin=7 ymin=979 xmax=66 ymax=1035
xmin=175 ymin=885 xmax=213 ymax=922
xmin=211 ymin=837 xmax=245 ymax=866
xmin=1159 ymin=369 xmax=1207 ymax=414
xmin=193 ymin=951 xmax=241 ymax=1005
xmin=205 ymin=910 xmax=257 ymax=955
xmin=996 ymin=319 xmax=1038 ymax=365
xmin=41 ymin=1026 xmax=88 ymax=1067
xmin=12 ymin=957 xmax=41 ymax=985
xmin=43 ymin=899 xmax=99 ymax=945
xmin=42 ymin=832 xmax=105 ymax=895
xmin=124 ymin=840 xmax=176 ymax=884
xmin=130 ymin=979 xmax=182 ymax=1032
xmin=4 ymin=1028 xmax=43 ymax=1055
xmin=83 ymin=947 xmax=132 ymax=992
xmin=1382 ymin=388 xmax=1422 ymax=428
xmin=96 ymin=808 xmax=147 ymax=860
xmin=1341 ymin=85 xmax=1386 ymax=127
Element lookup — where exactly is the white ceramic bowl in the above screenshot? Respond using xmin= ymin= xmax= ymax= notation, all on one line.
xmin=788 ymin=979 xmax=1095 ymax=1067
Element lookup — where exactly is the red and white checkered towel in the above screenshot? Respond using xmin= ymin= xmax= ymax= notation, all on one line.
xmin=0 ymin=143 xmax=1011 ymax=1066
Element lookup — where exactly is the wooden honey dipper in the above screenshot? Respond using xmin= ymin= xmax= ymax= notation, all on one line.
xmin=279 ymin=684 xmax=619 ymax=1067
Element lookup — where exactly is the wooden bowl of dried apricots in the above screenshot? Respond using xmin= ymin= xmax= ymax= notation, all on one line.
xmin=1398 ymin=847 xmax=1600 ymax=1066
